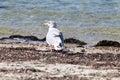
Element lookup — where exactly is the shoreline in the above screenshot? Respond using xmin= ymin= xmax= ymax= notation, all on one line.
xmin=0 ymin=27 xmax=120 ymax=45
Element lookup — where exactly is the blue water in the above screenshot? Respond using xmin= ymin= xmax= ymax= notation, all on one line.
xmin=0 ymin=0 xmax=120 ymax=43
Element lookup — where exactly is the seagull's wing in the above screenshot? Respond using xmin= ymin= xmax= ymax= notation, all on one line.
xmin=58 ymin=32 xmax=64 ymax=47
xmin=52 ymin=29 xmax=64 ymax=47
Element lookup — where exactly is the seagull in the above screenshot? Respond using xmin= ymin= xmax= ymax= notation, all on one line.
xmin=44 ymin=20 xmax=64 ymax=51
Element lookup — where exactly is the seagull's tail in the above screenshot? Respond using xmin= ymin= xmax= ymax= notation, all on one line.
xmin=54 ymin=43 xmax=64 ymax=50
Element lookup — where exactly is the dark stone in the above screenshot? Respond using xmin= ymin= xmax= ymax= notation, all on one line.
xmin=64 ymin=38 xmax=87 ymax=45
xmin=9 ymin=35 xmax=41 ymax=41
xmin=9 ymin=35 xmax=24 ymax=39
xmin=24 ymin=36 xmax=40 ymax=41
xmin=95 ymin=40 xmax=120 ymax=47
xmin=0 ymin=37 xmax=9 ymax=40
xmin=41 ymin=37 xmax=46 ymax=41
xmin=0 ymin=6 xmax=8 ymax=9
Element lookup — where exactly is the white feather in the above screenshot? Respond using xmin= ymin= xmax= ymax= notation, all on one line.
xmin=45 ymin=21 xmax=64 ymax=50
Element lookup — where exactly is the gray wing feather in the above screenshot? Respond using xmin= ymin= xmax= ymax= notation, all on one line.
xmin=59 ymin=32 xmax=64 ymax=46
xmin=54 ymin=32 xmax=64 ymax=47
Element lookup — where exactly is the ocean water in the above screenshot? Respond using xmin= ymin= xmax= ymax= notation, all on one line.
xmin=0 ymin=0 xmax=120 ymax=43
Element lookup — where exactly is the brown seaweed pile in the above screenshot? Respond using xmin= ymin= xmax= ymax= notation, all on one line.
xmin=95 ymin=40 xmax=120 ymax=47
xmin=0 ymin=47 xmax=120 ymax=69
xmin=64 ymin=38 xmax=87 ymax=46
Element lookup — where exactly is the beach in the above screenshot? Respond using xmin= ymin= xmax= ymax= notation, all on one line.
xmin=0 ymin=0 xmax=120 ymax=80
xmin=0 ymin=40 xmax=119 ymax=80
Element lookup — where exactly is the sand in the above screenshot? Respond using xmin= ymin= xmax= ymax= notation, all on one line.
xmin=0 ymin=41 xmax=119 ymax=80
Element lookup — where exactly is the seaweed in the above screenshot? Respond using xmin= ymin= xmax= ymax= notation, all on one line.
xmin=95 ymin=40 xmax=120 ymax=47
xmin=9 ymin=35 xmax=41 ymax=41
xmin=64 ymin=38 xmax=87 ymax=45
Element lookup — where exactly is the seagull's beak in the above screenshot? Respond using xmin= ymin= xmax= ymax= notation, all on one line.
xmin=43 ymin=22 xmax=48 ymax=26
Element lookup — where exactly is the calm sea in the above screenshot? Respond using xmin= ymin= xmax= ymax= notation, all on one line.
xmin=0 ymin=0 xmax=120 ymax=44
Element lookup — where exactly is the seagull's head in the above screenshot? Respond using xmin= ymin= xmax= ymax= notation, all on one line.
xmin=44 ymin=20 xmax=57 ymax=28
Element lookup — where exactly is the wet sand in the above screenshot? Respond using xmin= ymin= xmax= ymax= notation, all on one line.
xmin=0 ymin=41 xmax=120 ymax=80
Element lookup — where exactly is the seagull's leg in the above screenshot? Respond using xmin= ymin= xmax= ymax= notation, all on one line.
xmin=50 ymin=46 xmax=52 ymax=52
xmin=50 ymin=45 xmax=53 ymax=52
